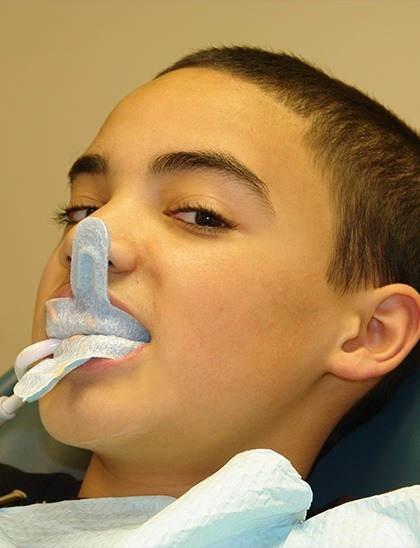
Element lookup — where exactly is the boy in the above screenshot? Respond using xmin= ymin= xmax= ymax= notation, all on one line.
xmin=1 ymin=46 xmax=419 ymax=546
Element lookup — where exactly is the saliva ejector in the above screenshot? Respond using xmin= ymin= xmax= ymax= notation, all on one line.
xmin=0 ymin=339 xmax=61 ymax=426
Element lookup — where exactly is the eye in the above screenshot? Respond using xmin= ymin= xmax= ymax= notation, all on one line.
xmin=53 ymin=205 xmax=99 ymax=226
xmin=167 ymin=202 xmax=235 ymax=234
xmin=174 ymin=208 xmax=228 ymax=228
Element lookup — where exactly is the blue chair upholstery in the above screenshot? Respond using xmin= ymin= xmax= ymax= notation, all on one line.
xmin=0 ymin=367 xmax=419 ymax=511
xmin=309 ymin=367 xmax=420 ymax=509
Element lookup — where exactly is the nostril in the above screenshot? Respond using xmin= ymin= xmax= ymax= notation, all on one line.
xmin=61 ymin=255 xmax=72 ymax=270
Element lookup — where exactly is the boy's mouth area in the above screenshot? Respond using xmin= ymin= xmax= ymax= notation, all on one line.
xmin=47 ymin=285 xmax=151 ymax=343
xmin=45 ymin=290 xmax=151 ymax=344
xmin=69 ymin=338 xmax=149 ymax=375
xmin=43 ymin=297 xmax=151 ymax=378
xmin=46 ymin=301 xmax=151 ymax=343
xmin=13 ymin=333 xmax=150 ymax=403
xmin=55 ymin=333 xmax=148 ymax=367
xmin=51 ymin=285 xmax=142 ymax=322
xmin=14 ymin=217 xmax=152 ymax=402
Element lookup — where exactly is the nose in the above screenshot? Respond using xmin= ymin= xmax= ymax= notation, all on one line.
xmin=58 ymin=216 xmax=138 ymax=275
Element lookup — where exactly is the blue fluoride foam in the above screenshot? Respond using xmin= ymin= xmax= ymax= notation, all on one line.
xmin=14 ymin=217 xmax=150 ymax=402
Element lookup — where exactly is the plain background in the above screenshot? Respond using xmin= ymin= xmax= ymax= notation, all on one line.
xmin=0 ymin=0 xmax=419 ymax=375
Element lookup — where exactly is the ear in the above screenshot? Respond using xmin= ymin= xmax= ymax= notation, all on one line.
xmin=326 ymin=284 xmax=420 ymax=381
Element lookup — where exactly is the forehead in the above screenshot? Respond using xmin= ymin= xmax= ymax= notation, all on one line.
xmin=97 ymin=67 xmax=309 ymax=174
xmin=91 ymin=68 xmax=331 ymax=233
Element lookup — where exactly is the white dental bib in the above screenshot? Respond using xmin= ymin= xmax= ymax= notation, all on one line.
xmin=0 ymin=450 xmax=418 ymax=547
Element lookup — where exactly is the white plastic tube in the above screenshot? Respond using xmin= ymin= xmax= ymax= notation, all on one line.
xmin=0 ymin=338 xmax=62 ymax=426
xmin=0 ymin=394 xmax=22 ymax=424
xmin=14 ymin=338 xmax=61 ymax=380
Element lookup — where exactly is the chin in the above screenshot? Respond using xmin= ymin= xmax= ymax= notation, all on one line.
xmin=38 ymin=383 xmax=152 ymax=452
xmin=38 ymin=389 xmax=82 ymax=446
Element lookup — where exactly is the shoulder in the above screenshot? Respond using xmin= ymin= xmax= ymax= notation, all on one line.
xmin=284 ymin=486 xmax=420 ymax=547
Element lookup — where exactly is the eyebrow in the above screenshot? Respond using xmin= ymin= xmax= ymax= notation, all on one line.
xmin=68 ymin=150 xmax=274 ymax=214
xmin=149 ymin=151 xmax=274 ymax=214
xmin=68 ymin=153 xmax=108 ymax=183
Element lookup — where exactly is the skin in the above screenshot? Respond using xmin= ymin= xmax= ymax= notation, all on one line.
xmin=33 ymin=68 xmax=420 ymax=498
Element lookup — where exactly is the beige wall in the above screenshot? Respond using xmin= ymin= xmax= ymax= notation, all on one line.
xmin=1 ymin=0 xmax=419 ymax=375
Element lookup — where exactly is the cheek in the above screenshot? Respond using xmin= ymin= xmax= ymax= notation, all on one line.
xmin=154 ymin=251 xmax=324 ymax=404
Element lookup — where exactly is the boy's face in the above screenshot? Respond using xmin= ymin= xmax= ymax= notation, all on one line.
xmin=34 ymin=68 xmax=347 ymax=470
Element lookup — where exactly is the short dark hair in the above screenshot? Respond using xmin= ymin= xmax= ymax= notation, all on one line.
xmin=158 ymin=46 xmax=420 ymax=451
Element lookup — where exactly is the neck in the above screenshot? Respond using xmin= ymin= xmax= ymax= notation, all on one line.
xmin=78 ymin=375 xmax=360 ymax=499
xmin=78 ymin=452 xmax=218 ymax=499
